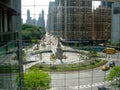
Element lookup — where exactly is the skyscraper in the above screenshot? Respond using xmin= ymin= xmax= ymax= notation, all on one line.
xmin=26 ymin=9 xmax=45 ymax=28
xmin=26 ymin=10 xmax=32 ymax=24
xmin=111 ymin=2 xmax=120 ymax=44
xmin=47 ymin=1 xmax=56 ymax=34
xmin=93 ymin=6 xmax=112 ymax=42
xmin=56 ymin=0 xmax=92 ymax=41
xmin=37 ymin=10 xmax=45 ymax=28
xmin=41 ymin=10 xmax=45 ymax=29
xmin=37 ymin=14 xmax=42 ymax=27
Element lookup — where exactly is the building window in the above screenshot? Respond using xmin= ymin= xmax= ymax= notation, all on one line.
xmin=113 ymin=7 xmax=120 ymax=14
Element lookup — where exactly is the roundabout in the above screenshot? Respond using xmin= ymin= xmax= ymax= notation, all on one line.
xmin=25 ymin=45 xmax=107 ymax=72
xmin=23 ymin=36 xmax=120 ymax=90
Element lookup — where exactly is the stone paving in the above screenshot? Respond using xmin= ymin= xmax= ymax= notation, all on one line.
xmin=24 ymin=42 xmax=91 ymax=70
xmin=28 ymin=52 xmax=85 ymax=65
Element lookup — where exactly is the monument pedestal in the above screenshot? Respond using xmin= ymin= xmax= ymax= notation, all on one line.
xmin=56 ymin=46 xmax=63 ymax=60
xmin=56 ymin=37 xmax=63 ymax=60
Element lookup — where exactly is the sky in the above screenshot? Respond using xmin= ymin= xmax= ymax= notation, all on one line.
xmin=21 ymin=0 xmax=100 ymax=23
xmin=22 ymin=0 xmax=55 ymax=23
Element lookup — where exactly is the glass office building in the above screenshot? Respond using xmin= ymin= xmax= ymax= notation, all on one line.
xmin=0 ymin=0 xmax=23 ymax=90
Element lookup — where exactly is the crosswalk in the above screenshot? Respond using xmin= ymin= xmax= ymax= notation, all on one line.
xmin=69 ymin=81 xmax=111 ymax=89
xmin=48 ymin=81 xmax=111 ymax=90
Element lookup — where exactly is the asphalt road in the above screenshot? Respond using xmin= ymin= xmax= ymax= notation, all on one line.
xmin=24 ymin=34 xmax=120 ymax=90
xmin=49 ymin=53 xmax=120 ymax=90
xmin=49 ymin=68 xmax=109 ymax=90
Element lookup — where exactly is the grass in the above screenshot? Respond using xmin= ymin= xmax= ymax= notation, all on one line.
xmin=30 ymin=59 xmax=107 ymax=72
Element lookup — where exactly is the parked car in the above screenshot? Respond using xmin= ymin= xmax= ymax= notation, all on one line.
xmin=109 ymin=61 xmax=115 ymax=67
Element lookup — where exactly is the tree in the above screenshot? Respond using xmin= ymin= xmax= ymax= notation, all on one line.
xmin=106 ymin=66 xmax=120 ymax=88
xmin=88 ymin=50 xmax=98 ymax=58
xmin=22 ymin=24 xmax=46 ymax=44
xmin=24 ymin=68 xmax=51 ymax=90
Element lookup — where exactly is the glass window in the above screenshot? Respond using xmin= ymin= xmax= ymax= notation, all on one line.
xmin=113 ymin=7 xmax=120 ymax=14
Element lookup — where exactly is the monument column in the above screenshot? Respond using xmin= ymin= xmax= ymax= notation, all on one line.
xmin=56 ymin=36 xmax=63 ymax=60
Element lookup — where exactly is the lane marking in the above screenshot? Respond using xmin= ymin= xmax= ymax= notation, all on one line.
xmin=69 ymin=81 xmax=111 ymax=89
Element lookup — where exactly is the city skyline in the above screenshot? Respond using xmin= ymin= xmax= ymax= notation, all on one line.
xmin=26 ymin=9 xmax=45 ymax=28
xmin=22 ymin=0 xmax=100 ymax=23
xmin=22 ymin=0 xmax=55 ymax=23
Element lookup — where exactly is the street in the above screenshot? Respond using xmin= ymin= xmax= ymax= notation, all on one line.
xmin=24 ymin=33 xmax=120 ymax=90
xmin=50 ymin=68 xmax=109 ymax=90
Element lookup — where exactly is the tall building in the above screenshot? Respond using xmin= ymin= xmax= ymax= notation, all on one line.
xmin=31 ymin=18 xmax=37 ymax=26
xmin=111 ymin=2 xmax=120 ymax=45
xmin=26 ymin=10 xmax=32 ymax=24
xmin=26 ymin=9 xmax=45 ymax=28
xmin=37 ymin=14 xmax=42 ymax=27
xmin=55 ymin=0 xmax=65 ymax=37
xmin=47 ymin=1 xmax=56 ymax=34
xmin=41 ymin=10 xmax=45 ymax=29
xmin=0 ymin=0 xmax=23 ymax=90
xmin=93 ymin=6 xmax=112 ymax=42
xmin=56 ymin=0 xmax=92 ymax=41
xmin=101 ymin=1 xmax=114 ymax=8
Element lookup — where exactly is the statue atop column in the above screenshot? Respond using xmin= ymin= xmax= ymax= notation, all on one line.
xmin=56 ymin=36 xmax=63 ymax=60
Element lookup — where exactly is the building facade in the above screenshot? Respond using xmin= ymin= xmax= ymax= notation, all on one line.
xmin=0 ymin=0 xmax=23 ymax=90
xmin=47 ymin=0 xmax=114 ymax=44
xmin=54 ymin=0 xmax=92 ymax=41
xmin=37 ymin=10 xmax=45 ymax=29
xmin=93 ymin=6 xmax=112 ymax=42
xmin=101 ymin=1 xmax=114 ymax=8
xmin=47 ymin=2 xmax=55 ymax=34
xmin=26 ymin=10 xmax=32 ymax=24
xmin=111 ymin=2 xmax=120 ymax=45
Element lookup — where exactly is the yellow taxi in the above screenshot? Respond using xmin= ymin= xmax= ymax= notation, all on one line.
xmin=103 ymin=48 xmax=118 ymax=54
xmin=101 ymin=65 xmax=110 ymax=71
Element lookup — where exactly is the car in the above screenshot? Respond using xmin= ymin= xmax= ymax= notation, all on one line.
xmin=103 ymin=48 xmax=118 ymax=54
xmin=101 ymin=65 xmax=110 ymax=71
xmin=109 ymin=61 xmax=115 ymax=67
xmin=97 ymin=86 xmax=109 ymax=90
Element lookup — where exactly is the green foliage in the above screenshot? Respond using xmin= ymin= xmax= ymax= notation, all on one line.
xmin=108 ymin=39 xmax=120 ymax=46
xmin=22 ymin=24 xmax=46 ymax=44
xmin=24 ymin=68 xmax=51 ymax=90
xmin=32 ymin=39 xmax=38 ymax=43
xmin=106 ymin=66 xmax=120 ymax=88
xmin=50 ymin=53 xmax=57 ymax=60
xmin=74 ymin=43 xmax=78 ymax=47
xmin=88 ymin=50 xmax=98 ymax=58
xmin=32 ymin=60 xmax=107 ymax=72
